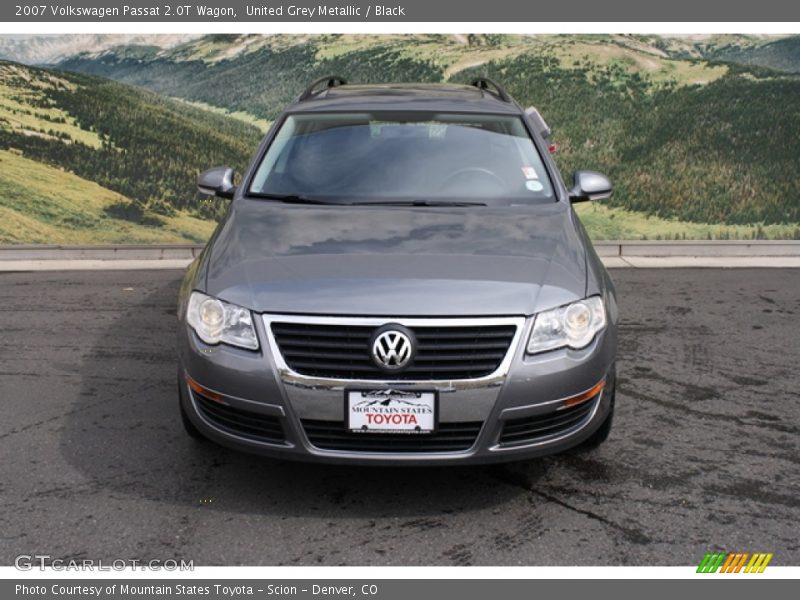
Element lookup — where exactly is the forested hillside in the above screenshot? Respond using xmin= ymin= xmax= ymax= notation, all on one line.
xmin=58 ymin=35 xmax=445 ymax=120
xmin=55 ymin=34 xmax=800 ymax=227
xmin=0 ymin=34 xmax=196 ymax=65
xmin=0 ymin=148 xmax=215 ymax=244
xmin=454 ymin=57 xmax=800 ymax=224
xmin=701 ymin=36 xmax=800 ymax=73
xmin=0 ymin=60 xmax=261 ymax=223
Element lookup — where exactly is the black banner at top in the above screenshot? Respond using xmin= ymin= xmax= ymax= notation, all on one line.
xmin=3 ymin=0 xmax=800 ymax=22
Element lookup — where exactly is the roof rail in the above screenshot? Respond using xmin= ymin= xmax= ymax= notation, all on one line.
xmin=470 ymin=77 xmax=511 ymax=102
xmin=298 ymin=76 xmax=347 ymax=101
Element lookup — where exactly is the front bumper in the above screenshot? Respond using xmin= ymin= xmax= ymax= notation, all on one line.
xmin=177 ymin=313 xmax=616 ymax=465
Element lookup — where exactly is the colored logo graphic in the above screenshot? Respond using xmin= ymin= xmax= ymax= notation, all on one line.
xmin=697 ymin=552 xmax=773 ymax=573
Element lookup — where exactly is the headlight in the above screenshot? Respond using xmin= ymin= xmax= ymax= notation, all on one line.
xmin=186 ymin=291 xmax=259 ymax=350
xmin=527 ymin=296 xmax=606 ymax=354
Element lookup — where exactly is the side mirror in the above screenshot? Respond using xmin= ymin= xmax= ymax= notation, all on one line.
xmin=198 ymin=166 xmax=236 ymax=199
xmin=569 ymin=170 xmax=612 ymax=203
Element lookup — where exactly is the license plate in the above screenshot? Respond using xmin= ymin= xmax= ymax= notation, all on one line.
xmin=347 ymin=390 xmax=436 ymax=434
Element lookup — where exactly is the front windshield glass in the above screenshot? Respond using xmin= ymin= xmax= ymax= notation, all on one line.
xmin=248 ymin=112 xmax=555 ymax=203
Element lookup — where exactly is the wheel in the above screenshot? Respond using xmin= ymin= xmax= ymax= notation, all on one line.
xmin=575 ymin=378 xmax=615 ymax=451
xmin=178 ymin=368 xmax=205 ymax=440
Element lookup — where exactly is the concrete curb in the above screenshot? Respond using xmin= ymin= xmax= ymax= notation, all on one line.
xmin=4 ymin=257 xmax=800 ymax=271
xmin=1 ymin=241 xmax=799 ymax=261
xmin=0 ymin=259 xmax=197 ymax=271
xmin=603 ymin=256 xmax=800 ymax=269
xmin=593 ymin=240 xmax=800 ymax=257
xmin=0 ymin=244 xmax=203 ymax=261
xmin=1 ymin=242 xmax=799 ymax=271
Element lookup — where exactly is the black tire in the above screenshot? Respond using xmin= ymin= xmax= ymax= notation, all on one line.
xmin=178 ymin=369 xmax=205 ymax=440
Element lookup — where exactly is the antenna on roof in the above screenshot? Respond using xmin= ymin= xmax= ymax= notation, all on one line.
xmin=470 ymin=77 xmax=511 ymax=102
xmin=298 ymin=76 xmax=347 ymax=101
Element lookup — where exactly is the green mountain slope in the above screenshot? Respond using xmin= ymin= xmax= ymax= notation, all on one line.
xmin=454 ymin=56 xmax=800 ymax=224
xmin=702 ymin=36 xmax=800 ymax=73
xmin=0 ymin=59 xmax=261 ymax=233
xmin=58 ymin=34 xmax=447 ymax=121
xmin=55 ymin=34 xmax=800 ymax=227
xmin=615 ymin=34 xmax=800 ymax=73
xmin=0 ymin=149 xmax=215 ymax=244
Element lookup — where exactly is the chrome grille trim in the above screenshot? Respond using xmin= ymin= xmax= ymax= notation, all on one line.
xmin=262 ymin=314 xmax=526 ymax=385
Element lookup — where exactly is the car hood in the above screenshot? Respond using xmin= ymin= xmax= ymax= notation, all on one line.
xmin=204 ymin=199 xmax=588 ymax=316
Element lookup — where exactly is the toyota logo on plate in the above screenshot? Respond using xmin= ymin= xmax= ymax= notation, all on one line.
xmin=371 ymin=325 xmax=415 ymax=371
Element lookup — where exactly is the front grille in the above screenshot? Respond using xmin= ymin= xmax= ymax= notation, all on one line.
xmin=194 ymin=392 xmax=286 ymax=444
xmin=302 ymin=420 xmax=482 ymax=452
xmin=271 ymin=321 xmax=517 ymax=380
xmin=499 ymin=399 xmax=596 ymax=446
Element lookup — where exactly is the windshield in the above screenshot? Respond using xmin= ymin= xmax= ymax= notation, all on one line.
xmin=248 ymin=112 xmax=555 ymax=204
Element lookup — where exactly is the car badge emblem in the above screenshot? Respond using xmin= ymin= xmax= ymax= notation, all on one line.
xmin=371 ymin=327 xmax=415 ymax=371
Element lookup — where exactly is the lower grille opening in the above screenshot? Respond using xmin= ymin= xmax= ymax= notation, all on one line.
xmin=302 ymin=420 xmax=482 ymax=453
xmin=194 ymin=392 xmax=286 ymax=444
xmin=499 ymin=398 xmax=597 ymax=447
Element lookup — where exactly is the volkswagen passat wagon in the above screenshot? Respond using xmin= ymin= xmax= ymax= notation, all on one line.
xmin=177 ymin=77 xmax=618 ymax=464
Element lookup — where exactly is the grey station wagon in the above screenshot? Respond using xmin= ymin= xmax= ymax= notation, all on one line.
xmin=176 ymin=77 xmax=618 ymax=464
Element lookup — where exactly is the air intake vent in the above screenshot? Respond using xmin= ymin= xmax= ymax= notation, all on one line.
xmin=302 ymin=420 xmax=482 ymax=452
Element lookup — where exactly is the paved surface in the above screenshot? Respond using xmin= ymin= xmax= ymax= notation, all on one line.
xmin=3 ymin=257 xmax=800 ymax=271
xmin=0 ymin=269 xmax=797 ymax=566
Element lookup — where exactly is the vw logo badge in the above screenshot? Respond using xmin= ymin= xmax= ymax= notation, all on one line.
xmin=371 ymin=325 xmax=415 ymax=371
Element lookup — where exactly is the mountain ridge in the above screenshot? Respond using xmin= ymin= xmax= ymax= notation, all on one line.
xmin=50 ymin=34 xmax=800 ymax=225
xmin=1 ymin=34 xmax=799 ymax=243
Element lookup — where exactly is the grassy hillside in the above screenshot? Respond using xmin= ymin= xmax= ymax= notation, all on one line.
xmin=59 ymin=34 xmax=747 ymax=120
xmin=3 ymin=140 xmax=790 ymax=244
xmin=573 ymin=203 xmax=799 ymax=241
xmin=55 ymin=34 xmax=800 ymax=231
xmin=0 ymin=34 xmax=198 ymax=65
xmin=454 ymin=55 xmax=800 ymax=225
xmin=0 ymin=59 xmax=261 ymax=234
xmin=701 ymin=36 xmax=800 ymax=73
xmin=58 ymin=34 xmax=446 ymax=121
xmin=616 ymin=35 xmax=800 ymax=74
xmin=1 ymin=35 xmax=798 ymax=243
xmin=0 ymin=149 xmax=215 ymax=243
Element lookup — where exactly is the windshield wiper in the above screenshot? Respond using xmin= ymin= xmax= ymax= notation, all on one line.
xmin=247 ymin=192 xmax=340 ymax=205
xmin=248 ymin=194 xmax=487 ymax=207
xmin=355 ymin=200 xmax=488 ymax=207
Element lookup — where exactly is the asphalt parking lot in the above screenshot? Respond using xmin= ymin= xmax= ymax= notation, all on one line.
xmin=0 ymin=268 xmax=798 ymax=566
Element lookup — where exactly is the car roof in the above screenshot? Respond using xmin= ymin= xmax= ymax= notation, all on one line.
xmin=287 ymin=83 xmax=523 ymax=115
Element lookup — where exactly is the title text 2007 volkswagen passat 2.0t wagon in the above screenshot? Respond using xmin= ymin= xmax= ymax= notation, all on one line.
xmin=176 ymin=77 xmax=618 ymax=464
